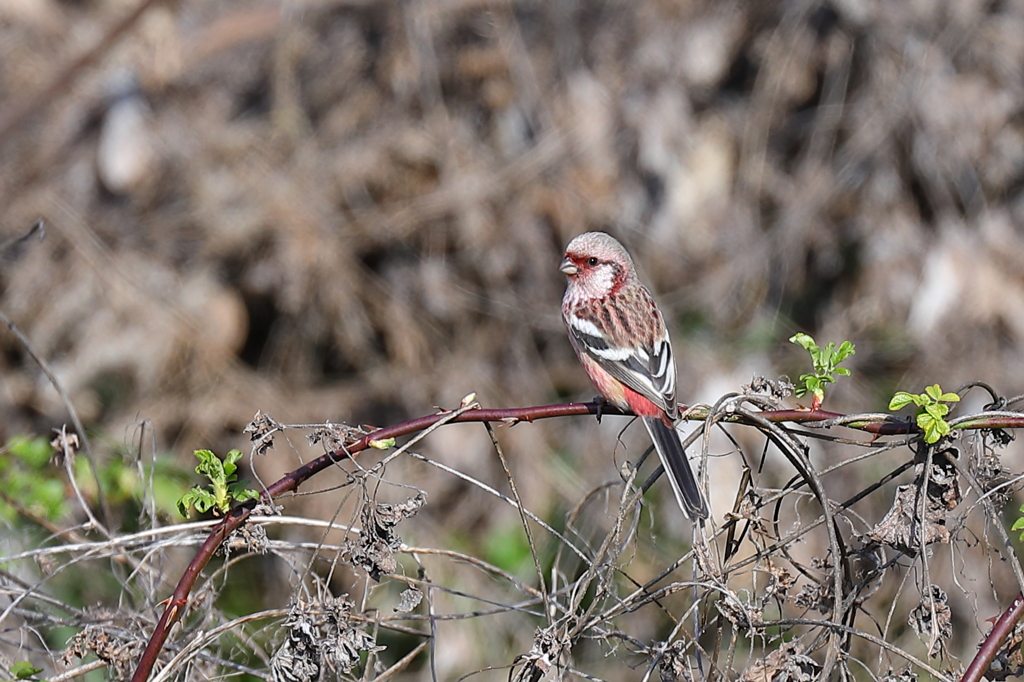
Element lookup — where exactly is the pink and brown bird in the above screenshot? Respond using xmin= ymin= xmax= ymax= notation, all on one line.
xmin=560 ymin=231 xmax=709 ymax=520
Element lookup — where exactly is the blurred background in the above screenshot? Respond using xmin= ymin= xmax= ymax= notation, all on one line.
xmin=5 ymin=0 xmax=1024 ymax=454
xmin=3 ymin=0 xmax=1024 ymax=678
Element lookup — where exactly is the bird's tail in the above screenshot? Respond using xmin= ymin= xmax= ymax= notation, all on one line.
xmin=642 ymin=417 xmax=709 ymax=520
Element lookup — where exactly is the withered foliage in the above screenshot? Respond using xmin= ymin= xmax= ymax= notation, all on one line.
xmin=345 ymin=491 xmax=427 ymax=581
xmin=740 ymin=642 xmax=821 ymax=682
xmin=909 ymin=585 xmax=953 ymax=659
xmin=271 ymin=597 xmax=385 ymax=682
xmin=4 ymin=1 xmax=1024 ymax=681
xmin=866 ymin=448 xmax=961 ymax=556
xmin=63 ymin=622 xmax=147 ymax=682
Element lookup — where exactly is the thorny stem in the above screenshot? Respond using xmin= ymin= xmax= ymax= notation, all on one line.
xmin=962 ymin=592 xmax=1024 ymax=682
xmin=129 ymin=401 xmax=1024 ymax=682
xmin=954 ymin=443 xmax=1024 ymax=682
xmin=130 ymin=402 xmax=621 ymax=682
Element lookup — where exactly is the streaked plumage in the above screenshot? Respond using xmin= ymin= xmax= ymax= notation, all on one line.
xmin=560 ymin=232 xmax=709 ymax=520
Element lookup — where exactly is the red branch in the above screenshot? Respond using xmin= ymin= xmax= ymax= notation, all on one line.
xmin=128 ymin=401 xmax=1024 ymax=682
xmin=131 ymin=402 xmax=615 ymax=682
xmin=962 ymin=592 xmax=1024 ymax=682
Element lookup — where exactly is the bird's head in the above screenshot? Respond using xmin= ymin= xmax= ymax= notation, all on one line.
xmin=560 ymin=231 xmax=636 ymax=299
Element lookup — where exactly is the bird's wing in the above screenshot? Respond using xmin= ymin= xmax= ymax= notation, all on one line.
xmin=565 ymin=310 xmax=677 ymax=417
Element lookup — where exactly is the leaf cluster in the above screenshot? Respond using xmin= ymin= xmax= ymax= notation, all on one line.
xmin=177 ymin=449 xmax=259 ymax=517
xmin=888 ymin=384 xmax=961 ymax=444
xmin=789 ymin=333 xmax=856 ymax=410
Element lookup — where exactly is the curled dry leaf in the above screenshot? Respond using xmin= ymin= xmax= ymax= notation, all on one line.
xmin=742 ymin=375 xmax=794 ymax=402
xmin=307 ymin=421 xmax=370 ymax=453
xmin=793 ymin=555 xmax=837 ymax=615
xmin=740 ymin=641 xmax=821 ymax=682
xmin=319 ymin=595 xmax=385 ymax=674
xmin=269 ymin=597 xmax=384 ymax=681
xmin=658 ymin=640 xmax=696 ymax=682
xmin=793 ymin=580 xmax=833 ymax=616
xmin=271 ymin=614 xmax=321 ymax=682
xmin=908 ymin=584 xmax=952 ymax=659
xmin=244 ymin=410 xmax=282 ymax=456
xmin=346 ymin=491 xmax=427 ymax=580
xmin=764 ymin=560 xmax=796 ymax=603
xmin=236 ymin=521 xmax=269 ymax=554
xmin=49 ymin=426 xmax=79 ymax=466
xmin=866 ymin=482 xmax=951 ymax=555
xmin=716 ymin=592 xmax=759 ymax=632
xmin=63 ymin=623 xmax=146 ymax=681
xmin=511 ymin=625 xmax=571 ymax=682
xmin=881 ymin=667 xmax=919 ymax=682
xmin=867 ymin=452 xmax=960 ymax=556
xmin=329 ymin=626 xmax=385 ymax=674
xmin=395 ymin=587 xmax=423 ymax=613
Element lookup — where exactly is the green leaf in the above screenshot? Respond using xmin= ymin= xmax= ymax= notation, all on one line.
xmin=925 ymin=384 xmax=942 ymax=401
xmin=11 ymin=661 xmax=43 ymax=679
xmin=940 ymin=392 xmax=960 ymax=403
xmin=834 ymin=341 xmax=856 ymax=363
xmin=1012 ymin=517 xmax=1024 ymax=531
xmin=789 ymin=333 xmax=818 ymax=354
xmin=178 ymin=487 xmax=217 ymax=516
xmin=918 ymin=412 xmax=949 ymax=444
xmin=793 ymin=373 xmax=810 ymax=397
xmin=193 ymin=493 xmax=216 ymax=514
xmin=193 ymin=450 xmax=223 ymax=481
xmin=228 ymin=484 xmax=260 ymax=504
xmin=177 ymin=489 xmax=194 ymax=516
xmin=889 ymin=393 xmax=915 ymax=411
xmin=818 ymin=342 xmax=835 ymax=367
xmin=221 ymin=449 xmax=244 ymax=480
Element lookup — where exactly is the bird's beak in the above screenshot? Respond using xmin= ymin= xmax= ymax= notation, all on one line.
xmin=559 ymin=258 xmax=578 ymax=275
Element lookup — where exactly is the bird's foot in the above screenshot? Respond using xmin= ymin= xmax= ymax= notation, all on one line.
xmin=593 ymin=396 xmax=609 ymax=423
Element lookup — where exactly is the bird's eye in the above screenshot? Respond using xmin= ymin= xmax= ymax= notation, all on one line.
xmin=586 ymin=257 xmax=599 ymax=266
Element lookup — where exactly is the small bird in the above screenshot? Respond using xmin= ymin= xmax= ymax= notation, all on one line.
xmin=560 ymin=231 xmax=709 ymax=520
